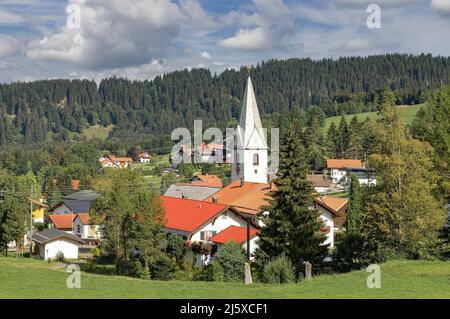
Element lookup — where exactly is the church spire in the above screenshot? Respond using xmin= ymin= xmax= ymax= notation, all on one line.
xmin=232 ymin=75 xmax=268 ymax=184
xmin=238 ymin=76 xmax=267 ymax=149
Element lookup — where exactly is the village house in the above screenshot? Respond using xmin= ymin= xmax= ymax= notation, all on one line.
xmin=47 ymin=214 xmax=75 ymax=233
xmin=314 ymin=195 xmax=349 ymax=232
xmin=49 ymin=190 xmax=99 ymax=215
xmin=137 ymin=152 xmax=152 ymax=163
xmin=32 ymin=229 xmax=84 ymax=260
xmin=73 ymin=213 xmax=102 ymax=243
xmin=99 ymin=156 xmax=133 ymax=168
xmin=31 ymin=198 xmax=48 ymax=223
xmin=160 ymin=196 xmax=259 ymax=265
xmin=307 ymin=174 xmax=335 ymax=194
xmin=344 ymin=167 xmax=377 ymax=187
xmin=326 ymin=159 xmax=363 ymax=184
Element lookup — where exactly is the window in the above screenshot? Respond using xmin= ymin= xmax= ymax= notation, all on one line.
xmin=77 ymin=224 xmax=81 ymax=234
xmin=253 ymin=153 xmax=259 ymax=166
xmin=200 ymin=230 xmax=217 ymax=241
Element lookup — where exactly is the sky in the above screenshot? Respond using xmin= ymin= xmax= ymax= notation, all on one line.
xmin=0 ymin=0 xmax=450 ymax=83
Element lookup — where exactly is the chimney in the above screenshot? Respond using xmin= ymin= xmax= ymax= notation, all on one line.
xmin=212 ymin=196 xmax=218 ymax=204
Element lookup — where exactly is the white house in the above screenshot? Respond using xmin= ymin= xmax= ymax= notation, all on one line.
xmin=345 ymin=167 xmax=377 ymax=187
xmin=138 ymin=152 xmax=152 ymax=163
xmin=73 ymin=213 xmax=102 ymax=242
xmin=100 ymin=156 xmax=132 ymax=168
xmin=160 ymin=196 xmax=259 ymax=265
xmin=326 ymin=159 xmax=363 ymax=184
xmin=32 ymin=229 xmax=84 ymax=260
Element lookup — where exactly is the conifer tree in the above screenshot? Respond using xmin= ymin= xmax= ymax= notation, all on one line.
xmin=256 ymin=122 xmax=328 ymax=271
xmin=345 ymin=174 xmax=362 ymax=234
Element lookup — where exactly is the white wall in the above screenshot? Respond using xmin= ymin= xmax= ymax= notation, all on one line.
xmin=73 ymin=218 xmax=101 ymax=239
xmin=232 ymin=148 xmax=268 ymax=184
xmin=330 ymin=169 xmax=346 ymax=184
xmin=317 ymin=207 xmax=335 ymax=248
xmin=190 ymin=210 xmax=247 ymax=241
xmin=40 ymin=239 xmax=79 ymax=260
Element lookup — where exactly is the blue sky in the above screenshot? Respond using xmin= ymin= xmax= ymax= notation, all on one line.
xmin=0 ymin=0 xmax=450 ymax=83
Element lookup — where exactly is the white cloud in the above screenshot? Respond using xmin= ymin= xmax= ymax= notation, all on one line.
xmin=219 ymin=27 xmax=275 ymax=51
xmin=200 ymin=50 xmax=212 ymax=59
xmin=0 ymin=34 xmax=20 ymax=58
xmin=26 ymin=0 xmax=183 ymax=70
xmin=218 ymin=0 xmax=294 ymax=51
xmin=430 ymin=0 xmax=450 ymax=14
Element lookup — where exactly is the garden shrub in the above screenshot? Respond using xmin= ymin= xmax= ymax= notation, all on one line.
xmin=262 ymin=254 xmax=296 ymax=284
xmin=91 ymin=247 xmax=101 ymax=259
xmin=214 ymin=241 xmax=246 ymax=282
xmin=55 ymin=251 xmax=65 ymax=262
xmin=205 ymin=262 xmax=224 ymax=282
xmin=150 ymin=254 xmax=176 ymax=281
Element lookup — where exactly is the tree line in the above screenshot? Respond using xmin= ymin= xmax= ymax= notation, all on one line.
xmin=1 ymin=54 xmax=450 ymax=146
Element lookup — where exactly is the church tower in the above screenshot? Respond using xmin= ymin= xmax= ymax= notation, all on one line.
xmin=232 ymin=76 xmax=268 ymax=184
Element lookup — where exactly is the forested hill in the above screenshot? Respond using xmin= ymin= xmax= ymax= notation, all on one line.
xmin=1 ymin=53 xmax=450 ymax=146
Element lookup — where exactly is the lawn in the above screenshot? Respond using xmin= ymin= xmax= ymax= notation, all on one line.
xmin=322 ymin=104 xmax=424 ymax=133
xmin=0 ymin=258 xmax=448 ymax=299
xmin=82 ymin=124 xmax=114 ymax=140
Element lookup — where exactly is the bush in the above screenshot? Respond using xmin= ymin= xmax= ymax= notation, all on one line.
xmin=262 ymin=254 xmax=296 ymax=284
xmin=333 ymin=233 xmax=385 ymax=272
xmin=214 ymin=242 xmax=246 ymax=282
xmin=91 ymin=247 xmax=101 ymax=259
xmin=150 ymin=254 xmax=176 ymax=281
xmin=55 ymin=251 xmax=65 ymax=262
xmin=205 ymin=262 xmax=224 ymax=282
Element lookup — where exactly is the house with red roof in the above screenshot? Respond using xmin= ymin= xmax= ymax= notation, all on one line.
xmin=326 ymin=159 xmax=363 ymax=184
xmin=73 ymin=213 xmax=102 ymax=242
xmin=160 ymin=196 xmax=259 ymax=265
xmin=47 ymin=214 xmax=75 ymax=233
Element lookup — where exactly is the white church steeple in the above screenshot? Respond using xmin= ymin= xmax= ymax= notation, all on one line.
xmin=232 ymin=76 xmax=268 ymax=184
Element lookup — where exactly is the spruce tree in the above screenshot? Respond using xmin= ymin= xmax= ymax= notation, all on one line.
xmin=345 ymin=174 xmax=362 ymax=234
xmin=256 ymin=122 xmax=328 ymax=271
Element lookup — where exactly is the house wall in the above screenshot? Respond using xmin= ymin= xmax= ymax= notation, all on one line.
xmin=73 ymin=218 xmax=101 ymax=239
xmin=317 ymin=207 xmax=335 ymax=248
xmin=52 ymin=203 xmax=73 ymax=215
xmin=189 ymin=210 xmax=248 ymax=242
xmin=330 ymin=169 xmax=346 ymax=184
xmin=41 ymin=239 xmax=79 ymax=260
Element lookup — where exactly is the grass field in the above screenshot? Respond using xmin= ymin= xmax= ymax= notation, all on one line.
xmin=322 ymin=104 xmax=424 ymax=133
xmin=0 ymin=258 xmax=448 ymax=299
xmin=82 ymin=125 xmax=114 ymax=140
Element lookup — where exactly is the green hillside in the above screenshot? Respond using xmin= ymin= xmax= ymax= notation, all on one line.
xmin=323 ymin=104 xmax=424 ymax=133
xmin=0 ymin=258 xmax=448 ymax=299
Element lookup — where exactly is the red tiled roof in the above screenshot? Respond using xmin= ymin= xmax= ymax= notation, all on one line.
xmin=326 ymin=159 xmax=362 ymax=169
xmin=206 ymin=180 xmax=274 ymax=215
xmin=76 ymin=213 xmax=90 ymax=225
xmin=210 ymin=225 xmax=259 ymax=244
xmin=48 ymin=214 xmax=74 ymax=229
xmin=109 ymin=156 xmax=132 ymax=162
xmin=161 ymin=196 xmax=228 ymax=233
xmin=71 ymin=180 xmax=80 ymax=190
xmin=315 ymin=196 xmax=348 ymax=216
